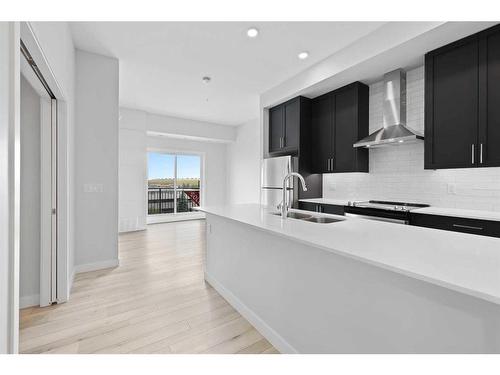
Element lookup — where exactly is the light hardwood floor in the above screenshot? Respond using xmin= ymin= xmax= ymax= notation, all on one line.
xmin=19 ymin=220 xmax=278 ymax=354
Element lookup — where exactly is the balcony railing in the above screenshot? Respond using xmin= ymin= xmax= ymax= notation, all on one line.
xmin=147 ymin=187 xmax=200 ymax=215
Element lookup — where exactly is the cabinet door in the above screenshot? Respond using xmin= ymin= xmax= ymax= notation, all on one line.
xmin=269 ymin=105 xmax=283 ymax=153
xmin=479 ymin=27 xmax=500 ymax=167
xmin=320 ymin=204 xmax=345 ymax=216
xmin=283 ymin=98 xmax=300 ymax=152
xmin=298 ymin=201 xmax=320 ymax=213
xmin=425 ymin=38 xmax=479 ymax=169
xmin=310 ymin=95 xmax=332 ymax=173
xmin=333 ymin=86 xmax=358 ymax=172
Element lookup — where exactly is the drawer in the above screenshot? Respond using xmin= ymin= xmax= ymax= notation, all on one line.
xmin=410 ymin=213 xmax=500 ymax=238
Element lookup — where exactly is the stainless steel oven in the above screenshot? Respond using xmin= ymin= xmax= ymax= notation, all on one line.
xmin=344 ymin=200 xmax=430 ymax=224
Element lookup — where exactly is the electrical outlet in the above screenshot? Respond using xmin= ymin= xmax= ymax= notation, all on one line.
xmin=447 ymin=183 xmax=457 ymax=195
xmin=328 ymin=183 xmax=336 ymax=192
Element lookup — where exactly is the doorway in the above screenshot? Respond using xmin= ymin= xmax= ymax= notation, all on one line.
xmin=147 ymin=152 xmax=204 ymax=223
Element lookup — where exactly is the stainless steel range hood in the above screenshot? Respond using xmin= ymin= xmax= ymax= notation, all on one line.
xmin=353 ymin=69 xmax=423 ymax=148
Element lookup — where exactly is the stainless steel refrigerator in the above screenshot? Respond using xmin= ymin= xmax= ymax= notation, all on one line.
xmin=260 ymin=155 xmax=299 ymax=210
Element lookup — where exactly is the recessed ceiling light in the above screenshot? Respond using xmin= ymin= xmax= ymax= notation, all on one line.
xmin=202 ymin=76 xmax=211 ymax=84
xmin=298 ymin=51 xmax=309 ymax=60
xmin=247 ymin=27 xmax=259 ymax=38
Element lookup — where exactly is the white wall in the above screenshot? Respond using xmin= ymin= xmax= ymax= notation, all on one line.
xmin=147 ymin=111 xmax=236 ymax=143
xmin=75 ymin=50 xmax=119 ymax=269
xmin=119 ymin=109 xmax=147 ymax=232
xmin=118 ymin=108 xmax=232 ymax=232
xmin=19 ymin=76 xmax=40 ymax=308
xmin=226 ymin=118 xmax=261 ymax=205
xmin=323 ymin=66 xmax=500 ymax=211
xmin=28 ymin=22 xmax=76 ymax=293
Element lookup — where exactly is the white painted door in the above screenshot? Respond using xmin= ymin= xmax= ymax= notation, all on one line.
xmin=39 ymin=98 xmax=57 ymax=307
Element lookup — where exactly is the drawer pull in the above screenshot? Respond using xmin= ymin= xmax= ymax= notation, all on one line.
xmin=452 ymin=224 xmax=483 ymax=231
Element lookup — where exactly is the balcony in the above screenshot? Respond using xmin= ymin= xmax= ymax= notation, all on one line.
xmin=147 ymin=187 xmax=200 ymax=215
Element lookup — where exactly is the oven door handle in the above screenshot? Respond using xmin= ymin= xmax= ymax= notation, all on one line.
xmin=345 ymin=212 xmax=408 ymax=225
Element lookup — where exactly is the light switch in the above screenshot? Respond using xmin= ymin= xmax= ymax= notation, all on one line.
xmin=84 ymin=183 xmax=104 ymax=193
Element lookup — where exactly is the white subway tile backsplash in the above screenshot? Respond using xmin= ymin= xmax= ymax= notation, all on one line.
xmin=323 ymin=65 xmax=500 ymax=211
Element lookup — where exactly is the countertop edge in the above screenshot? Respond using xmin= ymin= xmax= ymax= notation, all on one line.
xmin=198 ymin=206 xmax=500 ymax=306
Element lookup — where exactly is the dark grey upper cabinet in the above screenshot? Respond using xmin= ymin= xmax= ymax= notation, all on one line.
xmin=268 ymin=97 xmax=307 ymax=156
xmin=311 ymin=93 xmax=332 ymax=173
xmin=266 ymin=96 xmax=322 ymax=200
xmin=269 ymin=105 xmax=284 ymax=153
xmin=310 ymin=82 xmax=369 ymax=174
xmin=425 ymin=23 xmax=500 ymax=169
xmin=479 ymin=26 xmax=500 ymax=167
xmin=333 ymin=84 xmax=369 ymax=173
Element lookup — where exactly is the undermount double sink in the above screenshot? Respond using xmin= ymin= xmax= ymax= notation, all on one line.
xmin=270 ymin=211 xmax=344 ymax=224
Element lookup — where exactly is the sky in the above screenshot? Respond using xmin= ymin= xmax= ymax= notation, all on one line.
xmin=148 ymin=152 xmax=201 ymax=180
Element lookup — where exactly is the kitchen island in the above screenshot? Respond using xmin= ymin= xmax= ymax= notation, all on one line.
xmin=197 ymin=204 xmax=500 ymax=353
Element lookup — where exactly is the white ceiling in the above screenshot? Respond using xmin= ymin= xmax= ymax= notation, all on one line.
xmin=70 ymin=22 xmax=385 ymax=125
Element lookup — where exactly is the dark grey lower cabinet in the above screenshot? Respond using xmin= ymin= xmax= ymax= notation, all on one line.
xmin=410 ymin=213 xmax=500 ymax=238
xmin=298 ymin=202 xmax=345 ymax=216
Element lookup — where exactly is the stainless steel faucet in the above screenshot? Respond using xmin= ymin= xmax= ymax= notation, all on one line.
xmin=281 ymin=172 xmax=308 ymax=219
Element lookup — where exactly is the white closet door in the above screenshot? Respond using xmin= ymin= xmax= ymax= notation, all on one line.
xmin=39 ymin=98 xmax=57 ymax=307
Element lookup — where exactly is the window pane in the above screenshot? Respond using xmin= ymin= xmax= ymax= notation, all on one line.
xmin=176 ymin=155 xmax=201 ymax=213
xmin=148 ymin=153 xmax=175 ymax=215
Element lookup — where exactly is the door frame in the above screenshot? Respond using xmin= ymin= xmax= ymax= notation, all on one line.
xmin=0 ymin=21 xmax=21 ymax=355
xmin=146 ymin=147 xmax=205 ymax=224
xmin=20 ymin=22 xmax=71 ymax=305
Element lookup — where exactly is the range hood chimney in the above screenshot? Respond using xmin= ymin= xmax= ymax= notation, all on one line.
xmin=353 ymin=69 xmax=423 ymax=148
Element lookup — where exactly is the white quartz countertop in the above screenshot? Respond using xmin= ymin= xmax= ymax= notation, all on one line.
xmin=413 ymin=206 xmax=500 ymax=222
xmin=197 ymin=204 xmax=500 ymax=305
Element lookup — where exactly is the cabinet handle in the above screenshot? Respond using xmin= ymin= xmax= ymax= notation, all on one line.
xmin=471 ymin=144 xmax=475 ymax=165
xmin=480 ymin=143 xmax=483 ymax=164
xmin=453 ymin=224 xmax=483 ymax=231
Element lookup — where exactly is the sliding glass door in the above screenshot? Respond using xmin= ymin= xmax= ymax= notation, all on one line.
xmin=147 ymin=152 xmax=201 ymax=216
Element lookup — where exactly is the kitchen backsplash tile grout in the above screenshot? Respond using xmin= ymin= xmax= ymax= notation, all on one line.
xmin=323 ymin=65 xmax=500 ymax=212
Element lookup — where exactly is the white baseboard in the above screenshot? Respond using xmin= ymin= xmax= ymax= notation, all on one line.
xmin=19 ymin=294 xmax=39 ymax=309
xmin=74 ymin=259 xmax=119 ymax=274
xmin=204 ymin=272 xmax=297 ymax=354
xmin=147 ymin=213 xmax=205 ymax=225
